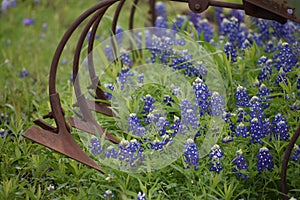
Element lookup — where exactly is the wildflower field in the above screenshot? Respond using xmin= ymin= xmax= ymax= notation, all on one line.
xmin=1 ymin=0 xmax=300 ymax=199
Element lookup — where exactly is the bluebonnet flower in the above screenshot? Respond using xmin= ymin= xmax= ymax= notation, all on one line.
xmin=105 ymin=145 xmax=118 ymax=159
xmin=155 ymin=16 xmax=168 ymax=29
xmin=120 ymin=50 xmax=132 ymax=67
xmin=128 ymin=113 xmax=146 ymax=137
xmin=171 ymin=15 xmax=186 ymax=32
xmin=104 ymin=45 xmax=115 ymax=62
xmin=215 ymin=7 xmax=225 ymax=30
xmin=103 ymin=190 xmax=114 ymax=198
xmin=257 ymin=56 xmax=273 ymax=81
xmin=149 ymin=35 xmax=173 ymax=63
xmin=272 ymin=113 xmax=290 ymax=141
xmin=19 ymin=69 xmax=29 ymax=78
xmin=221 ymin=135 xmax=234 ymax=144
xmin=104 ymin=83 xmax=114 ymax=100
xmin=250 ymin=118 xmax=267 ymax=144
xmin=230 ymin=9 xmax=245 ymax=23
xmin=234 ymin=85 xmax=249 ymax=107
xmin=89 ymin=137 xmax=103 ymax=155
xmin=137 ymin=73 xmax=144 ymax=83
xmin=210 ymin=92 xmax=225 ymax=116
xmin=193 ymin=77 xmax=211 ymax=116
xmin=232 ymin=149 xmax=249 ymax=179
xmin=258 ymin=83 xmax=270 ymax=97
xmin=291 ymin=144 xmax=300 ymax=162
xmin=150 ymin=135 xmax=172 ymax=150
xmin=183 ymin=138 xmax=200 ymax=169
xmin=142 ymin=94 xmax=155 ymax=114
xmin=117 ymin=66 xmax=134 ymax=90
xmin=115 ymin=25 xmax=124 ymax=44
xmin=163 ymin=94 xmax=173 ymax=106
xmin=220 ymin=17 xmax=239 ymax=41
xmin=23 ymin=18 xmax=35 ymax=25
xmin=192 ymin=17 xmax=214 ymax=42
xmin=118 ymin=139 xmax=144 ymax=167
xmin=273 ymin=42 xmax=298 ymax=73
xmin=257 ymin=147 xmax=274 ymax=172
xmin=86 ymin=31 xmax=99 ymax=42
xmin=276 ymin=68 xmax=288 ymax=86
xmin=156 ymin=116 xmax=170 ymax=136
xmin=224 ymin=41 xmax=237 ymax=62
xmin=264 ymin=40 xmax=276 ymax=53
xmin=1 ymin=0 xmax=16 ymax=12
xmin=271 ymin=21 xmax=297 ymax=43
xmin=180 ymin=99 xmax=199 ymax=132
xmin=137 ymin=192 xmax=146 ymax=200
xmin=251 ymin=18 xmax=271 ymax=44
xmin=170 ymin=49 xmax=194 ymax=76
xmin=236 ymin=108 xmax=248 ymax=123
xmin=297 ymin=77 xmax=300 ymax=90
xmin=170 ymin=115 xmax=180 ymax=136
xmin=193 ymin=61 xmax=207 ymax=79
xmin=209 ymin=144 xmax=224 ymax=173
xmin=249 ymin=96 xmax=264 ymax=120
xmin=155 ymin=1 xmax=167 ymax=17
xmin=235 ymin=122 xmax=249 ymax=138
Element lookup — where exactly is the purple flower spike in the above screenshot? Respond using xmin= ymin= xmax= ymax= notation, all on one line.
xmin=257 ymin=147 xmax=274 ymax=172
xmin=23 ymin=18 xmax=35 ymax=25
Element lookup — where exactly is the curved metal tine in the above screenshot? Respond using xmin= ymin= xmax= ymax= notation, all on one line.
xmin=281 ymin=125 xmax=300 ymax=200
xmin=129 ymin=0 xmax=140 ymax=30
xmin=71 ymin=2 xmax=119 ymax=144
xmin=23 ymin=1 xmax=121 ymax=173
xmin=149 ymin=0 xmax=156 ymax=26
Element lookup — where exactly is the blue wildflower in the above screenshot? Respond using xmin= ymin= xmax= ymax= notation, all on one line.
xmin=257 ymin=56 xmax=273 ymax=81
xmin=276 ymin=68 xmax=288 ymax=86
xmin=128 ymin=113 xmax=146 ymax=137
xmin=137 ymin=192 xmax=146 ymax=200
xmin=234 ymin=85 xmax=249 ymax=107
xmin=273 ymin=42 xmax=298 ymax=73
xmin=291 ymin=144 xmax=300 ymax=162
xmin=89 ymin=137 xmax=103 ymax=155
xmin=120 ymin=50 xmax=131 ymax=67
xmin=183 ymin=138 xmax=200 ymax=169
xmin=105 ymin=145 xmax=118 ymax=159
xmin=257 ymin=147 xmax=274 ymax=172
xmin=249 ymin=96 xmax=264 ymax=120
xmin=221 ymin=135 xmax=234 ymax=144
xmin=103 ymin=190 xmax=114 ymax=198
xmin=171 ymin=15 xmax=186 ymax=32
xmin=23 ymin=18 xmax=35 ymax=25
xmin=224 ymin=41 xmax=237 ymax=62
xmin=232 ymin=149 xmax=249 ymax=179
xmin=210 ymin=92 xmax=225 ymax=117
xmin=272 ymin=113 xmax=290 ymax=141
xmin=250 ymin=118 xmax=266 ymax=144
xmin=235 ymin=122 xmax=249 ymax=138
xmin=19 ymin=69 xmax=29 ymax=78
xmin=104 ymin=83 xmax=114 ymax=100
xmin=236 ymin=108 xmax=248 ymax=123
xmin=142 ymin=94 xmax=155 ymax=114
xmin=155 ymin=1 xmax=167 ymax=17
xmin=155 ymin=16 xmax=168 ymax=29
xmin=193 ymin=77 xmax=211 ymax=116
xmin=1 ymin=0 xmax=16 ymax=12
xmin=209 ymin=144 xmax=224 ymax=173
xmin=118 ymin=139 xmax=144 ymax=167
xmin=117 ymin=66 xmax=134 ymax=90
xmin=104 ymin=45 xmax=115 ymax=62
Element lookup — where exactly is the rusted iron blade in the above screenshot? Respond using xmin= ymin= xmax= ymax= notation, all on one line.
xmin=23 ymin=126 xmax=104 ymax=173
xmin=68 ymin=117 xmax=119 ymax=144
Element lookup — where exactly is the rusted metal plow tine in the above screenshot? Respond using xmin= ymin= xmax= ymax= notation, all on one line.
xmin=23 ymin=126 xmax=104 ymax=173
xmin=68 ymin=117 xmax=119 ymax=144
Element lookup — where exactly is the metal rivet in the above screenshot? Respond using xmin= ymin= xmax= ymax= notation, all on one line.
xmin=195 ymin=3 xmax=201 ymax=10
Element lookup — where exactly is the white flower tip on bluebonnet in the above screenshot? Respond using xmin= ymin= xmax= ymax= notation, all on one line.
xmin=251 ymin=118 xmax=258 ymax=123
xmin=186 ymin=138 xmax=194 ymax=144
xmin=294 ymin=144 xmax=300 ymax=150
xmin=193 ymin=77 xmax=203 ymax=85
xmin=237 ymin=85 xmax=246 ymax=92
xmin=130 ymin=139 xmax=138 ymax=144
xmin=120 ymin=139 xmax=130 ymax=148
xmin=211 ymin=144 xmax=220 ymax=150
xmin=236 ymin=149 xmax=243 ymax=156
xmin=289 ymin=197 xmax=297 ymax=200
xmin=260 ymin=146 xmax=269 ymax=152
xmin=129 ymin=113 xmax=137 ymax=117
